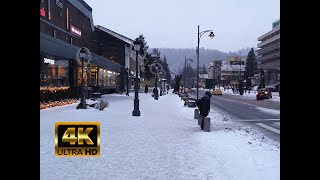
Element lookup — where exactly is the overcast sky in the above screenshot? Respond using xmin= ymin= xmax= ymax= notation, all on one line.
xmin=85 ymin=0 xmax=280 ymax=52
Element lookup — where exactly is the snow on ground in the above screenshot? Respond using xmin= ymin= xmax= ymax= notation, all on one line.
xmin=41 ymin=92 xmax=279 ymax=180
xmin=255 ymin=107 xmax=280 ymax=116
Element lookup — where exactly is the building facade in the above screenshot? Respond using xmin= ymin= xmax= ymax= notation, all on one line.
xmin=40 ymin=0 xmax=120 ymax=102
xmin=208 ymin=60 xmax=223 ymax=87
xmin=256 ymin=19 xmax=280 ymax=85
xmin=221 ymin=56 xmax=246 ymax=88
xmin=94 ymin=25 xmax=145 ymax=93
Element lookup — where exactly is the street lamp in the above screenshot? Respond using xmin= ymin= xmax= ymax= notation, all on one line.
xmin=239 ymin=57 xmax=244 ymax=95
xmin=79 ymin=48 xmax=86 ymax=109
xmin=197 ymin=25 xmax=215 ymax=99
xmin=184 ymin=56 xmax=193 ymax=93
xmin=132 ymin=39 xmax=141 ymax=116
xmin=126 ymin=67 xmax=129 ymax=96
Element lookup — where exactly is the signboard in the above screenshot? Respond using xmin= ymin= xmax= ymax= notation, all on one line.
xmin=40 ymin=7 xmax=45 ymax=17
xmin=44 ymin=58 xmax=55 ymax=65
xmin=56 ymin=0 xmax=63 ymax=8
xmin=70 ymin=25 xmax=82 ymax=37
xmin=273 ymin=20 xmax=280 ymax=28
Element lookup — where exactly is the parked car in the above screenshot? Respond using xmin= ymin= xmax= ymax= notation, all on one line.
xmin=256 ymin=88 xmax=272 ymax=100
xmin=212 ymin=89 xmax=223 ymax=95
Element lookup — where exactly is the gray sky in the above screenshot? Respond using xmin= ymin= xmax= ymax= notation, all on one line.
xmin=86 ymin=0 xmax=280 ymax=52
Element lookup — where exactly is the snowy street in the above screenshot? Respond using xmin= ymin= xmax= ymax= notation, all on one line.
xmin=40 ymin=92 xmax=279 ymax=180
xmin=191 ymin=89 xmax=280 ymax=142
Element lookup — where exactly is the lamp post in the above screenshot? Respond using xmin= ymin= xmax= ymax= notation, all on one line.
xmin=239 ymin=57 xmax=243 ymax=95
xmin=197 ymin=25 xmax=215 ymax=99
xmin=79 ymin=48 xmax=86 ymax=109
xmin=154 ymin=65 xmax=159 ymax=100
xmin=184 ymin=56 xmax=193 ymax=93
xmin=126 ymin=67 xmax=129 ymax=96
xmin=132 ymin=39 xmax=141 ymax=116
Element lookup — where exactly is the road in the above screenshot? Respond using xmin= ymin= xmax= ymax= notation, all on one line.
xmin=190 ymin=89 xmax=280 ymax=142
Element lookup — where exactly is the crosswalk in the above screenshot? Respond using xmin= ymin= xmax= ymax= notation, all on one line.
xmin=255 ymin=123 xmax=280 ymax=134
xmin=235 ymin=119 xmax=280 ymax=134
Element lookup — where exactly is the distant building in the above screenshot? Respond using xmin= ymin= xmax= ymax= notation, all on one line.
xmin=256 ymin=19 xmax=280 ymax=85
xmin=208 ymin=60 xmax=223 ymax=87
xmin=220 ymin=56 xmax=246 ymax=88
xmin=198 ymin=74 xmax=208 ymax=88
xmin=226 ymin=56 xmax=247 ymax=65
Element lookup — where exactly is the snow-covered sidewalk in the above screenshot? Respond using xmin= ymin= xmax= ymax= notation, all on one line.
xmin=40 ymin=92 xmax=279 ymax=180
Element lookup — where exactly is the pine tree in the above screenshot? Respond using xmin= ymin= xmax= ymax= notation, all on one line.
xmin=201 ymin=64 xmax=208 ymax=74
xmin=245 ymin=48 xmax=257 ymax=87
xmin=162 ymin=55 xmax=171 ymax=84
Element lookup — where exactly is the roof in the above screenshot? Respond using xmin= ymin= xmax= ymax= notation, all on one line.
xmin=221 ymin=65 xmax=246 ymax=71
xmin=199 ymin=74 xmax=208 ymax=78
xmin=95 ymin=25 xmax=134 ymax=45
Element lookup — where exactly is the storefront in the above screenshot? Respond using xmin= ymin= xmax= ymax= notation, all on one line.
xmin=40 ymin=32 xmax=120 ymax=102
xmin=40 ymin=53 xmax=74 ymax=102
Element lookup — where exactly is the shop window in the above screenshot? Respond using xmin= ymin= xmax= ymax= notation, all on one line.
xmin=41 ymin=58 xmax=69 ymax=87
xmin=66 ymin=8 xmax=69 ymax=30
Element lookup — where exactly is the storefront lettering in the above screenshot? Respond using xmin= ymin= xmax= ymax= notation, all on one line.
xmin=44 ymin=58 xmax=55 ymax=65
xmin=70 ymin=25 xmax=81 ymax=37
xmin=40 ymin=7 xmax=45 ymax=17
xmin=56 ymin=0 xmax=63 ymax=8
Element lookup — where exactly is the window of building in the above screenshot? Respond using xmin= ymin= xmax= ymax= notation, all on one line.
xmin=66 ymin=8 xmax=69 ymax=30
xmin=98 ymin=68 xmax=118 ymax=86
xmin=40 ymin=57 xmax=69 ymax=87
xmin=48 ymin=0 xmax=51 ymax=20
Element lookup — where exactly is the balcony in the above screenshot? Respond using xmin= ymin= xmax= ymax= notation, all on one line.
xmin=256 ymin=43 xmax=280 ymax=56
xmin=258 ymin=34 xmax=280 ymax=48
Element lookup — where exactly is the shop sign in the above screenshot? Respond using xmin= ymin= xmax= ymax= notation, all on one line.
xmin=40 ymin=7 xmax=45 ymax=17
xmin=56 ymin=0 xmax=63 ymax=8
xmin=70 ymin=25 xmax=81 ymax=37
xmin=44 ymin=58 xmax=55 ymax=65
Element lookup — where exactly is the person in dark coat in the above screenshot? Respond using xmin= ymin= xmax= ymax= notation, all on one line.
xmin=197 ymin=91 xmax=212 ymax=130
xmin=145 ymin=84 xmax=148 ymax=93
xmin=153 ymin=87 xmax=158 ymax=99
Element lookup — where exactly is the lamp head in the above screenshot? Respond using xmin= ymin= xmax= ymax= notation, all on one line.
xmin=209 ymin=31 xmax=215 ymax=39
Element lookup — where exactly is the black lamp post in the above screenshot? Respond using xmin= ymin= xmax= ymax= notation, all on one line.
xmin=132 ymin=39 xmax=141 ymax=116
xmin=197 ymin=25 xmax=215 ymax=99
xmin=126 ymin=67 xmax=129 ymax=96
xmin=184 ymin=56 xmax=193 ymax=93
xmin=154 ymin=65 xmax=159 ymax=100
xmin=79 ymin=48 xmax=87 ymax=109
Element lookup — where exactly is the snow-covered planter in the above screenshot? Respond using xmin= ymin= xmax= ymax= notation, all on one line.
xmin=95 ymin=99 xmax=109 ymax=110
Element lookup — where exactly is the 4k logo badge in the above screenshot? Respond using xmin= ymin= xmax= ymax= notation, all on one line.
xmin=55 ymin=122 xmax=100 ymax=157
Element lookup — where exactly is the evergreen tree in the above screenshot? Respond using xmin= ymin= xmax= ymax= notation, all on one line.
xmin=137 ymin=34 xmax=148 ymax=56
xmin=181 ymin=64 xmax=196 ymax=88
xmin=201 ymin=64 xmax=208 ymax=74
xmin=162 ymin=55 xmax=171 ymax=84
xmin=245 ymin=48 xmax=257 ymax=87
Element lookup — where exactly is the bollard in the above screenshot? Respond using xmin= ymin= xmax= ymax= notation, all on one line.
xmin=194 ymin=109 xmax=199 ymax=119
xmin=198 ymin=114 xmax=203 ymax=125
xmin=203 ymin=117 xmax=211 ymax=132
